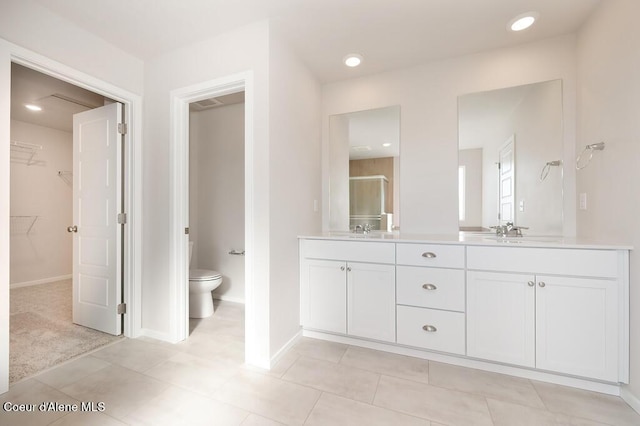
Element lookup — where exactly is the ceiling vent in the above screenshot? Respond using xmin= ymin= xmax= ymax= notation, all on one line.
xmin=190 ymin=98 xmax=224 ymax=111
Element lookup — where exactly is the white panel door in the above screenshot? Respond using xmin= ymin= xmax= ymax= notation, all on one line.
xmin=536 ymin=275 xmax=619 ymax=381
xmin=467 ymin=271 xmax=535 ymax=367
xmin=72 ymin=103 xmax=123 ymax=335
xmin=498 ymin=135 xmax=515 ymax=224
xmin=347 ymin=262 xmax=395 ymax=342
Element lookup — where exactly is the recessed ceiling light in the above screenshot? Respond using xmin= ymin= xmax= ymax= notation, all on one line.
xmin=382 ymin=143 xmax=392 ymax=147
xmin=25 ymin=104 xmax=42 ymax=111
xmin=344 ymin=54 xmax=363 ymax=67
xmin=509 ymin=12 xmax=539 ymax=32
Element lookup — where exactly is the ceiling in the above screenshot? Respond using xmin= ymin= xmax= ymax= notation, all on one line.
xmin=12 ymin=1 xmax=601 ymax=132
xmin=31 ymin=0 xmax=601 ymax=83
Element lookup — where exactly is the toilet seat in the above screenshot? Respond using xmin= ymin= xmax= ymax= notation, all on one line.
xmin=189 ymin=269 xmax=222 ymax=281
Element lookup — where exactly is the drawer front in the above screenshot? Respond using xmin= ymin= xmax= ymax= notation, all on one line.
xmin=301 ymin=239 xmax=395 ymax=264
xmin=397 ymin=305 xmax=465 ymax=355
xmin=396 ymin=243 xmax=465 ymax=268
xmin=397 ymin=266 xmax=465 ymax=312
xmin=467 ymin=246 xmax=620 ymax=278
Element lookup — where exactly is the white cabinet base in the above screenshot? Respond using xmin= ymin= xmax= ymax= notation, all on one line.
xmin=302 ymin=330 xmax=624 ymax=396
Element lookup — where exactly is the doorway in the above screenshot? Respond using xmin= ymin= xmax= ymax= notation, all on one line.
xmin=169 ymin=72 xmax=267 ymax=368
xmin=6 ymin=62 xmax=133 ymax=383
xmin=188 ymin=92 xmax=245 ymax=345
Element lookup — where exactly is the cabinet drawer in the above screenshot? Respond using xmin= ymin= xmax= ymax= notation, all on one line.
xmin=397 ymin=305 xmax=465 ymax=355
xmin=397 ymin=266 xmax=465 ymax=312
xmin=467 ymin=246 xmax=619 ymax=278
xmin=301 ymin=239 xmax=395 ymax=264
xmin=396 ymin=243 xmax=464 ymax=268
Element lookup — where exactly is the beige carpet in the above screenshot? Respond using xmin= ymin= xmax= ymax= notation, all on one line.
xmin=10 ymin=279 xmax=122 ymax=383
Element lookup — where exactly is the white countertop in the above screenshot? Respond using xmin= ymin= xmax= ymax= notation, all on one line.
xmin=299 ymin=231 xmax=633 ymax=250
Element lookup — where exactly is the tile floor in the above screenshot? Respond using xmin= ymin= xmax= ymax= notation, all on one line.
xmin=1 ymin=300 xmax=639 ymax=426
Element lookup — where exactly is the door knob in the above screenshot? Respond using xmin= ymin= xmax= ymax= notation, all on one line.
xmin=67 ymin=225 xmax=78 ymax=233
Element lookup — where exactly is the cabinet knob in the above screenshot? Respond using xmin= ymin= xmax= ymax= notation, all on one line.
xmin=421 ymin=252 xmax=437 ymax=258
xmin=422 ymin=283 xmax=437 ymax=291
xmin=346 ymin=266 xmax=352 ymax=272
xmin=538 ymin=282 xmax=546 ymax=288
xmin=527 ymin=281 xmax=535 ymax=287
xmin=422 ymin=325 xmax=437 ymax=332
xmin=340 ymin=266 xmax=345 ymax=271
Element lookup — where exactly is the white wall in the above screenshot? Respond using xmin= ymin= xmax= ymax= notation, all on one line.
xmin=268 ymin=32 xmax=322 ymax=356
xmin=143 ymin=22 xmax=321 ymax=363
xmin=322 ymin=35 xmax=577 ymax=236
xmin=10 ymin=120 xmax=72 ymax=286
xmin=576 ymin=0 xmax=640 ymax=410
xmin=142 ymin=21 xmax=272 ymax=363
xmin=189 ymin=103 xmax=245 ymax=303
xmin=0 ymin=0 xmax=143 ymax=95
xmin=0 ymin=0 xmax=144 ymax=395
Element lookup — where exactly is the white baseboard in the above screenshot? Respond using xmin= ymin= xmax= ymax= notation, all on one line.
xmin=10 ymin=274 xmax=72 ymax=289
xmin=139 ymin=328 xmax=176 ymax=344
xmin=270 ymin=329 xmax=302 ymax=369
xmin=213 ymin=294 xmax=245 ymax=304
xmin=621 ymin=386 xmax=640 ymax=415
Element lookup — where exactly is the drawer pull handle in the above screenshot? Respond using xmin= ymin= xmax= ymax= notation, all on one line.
xmin=422 ymin=283 xmax=437 ymax=290
xmin=421 ymin=252 xmax=437 ymax=258
xmin=538 ymin=281 xmax=546 ymax=288
xmin=422 ymin=325 xmax=437 ymax=332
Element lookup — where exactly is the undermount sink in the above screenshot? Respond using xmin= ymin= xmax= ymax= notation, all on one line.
xmin=482 ymin=235 xmax=563 ymax=243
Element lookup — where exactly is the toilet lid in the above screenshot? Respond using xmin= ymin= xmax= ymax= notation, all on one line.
xmin=190 ymin=269 xmax=222 ymax=281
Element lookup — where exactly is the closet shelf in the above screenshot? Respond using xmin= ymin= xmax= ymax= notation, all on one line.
xmin=10 ymin=140 xmax=42 ymax=166
xmin=57 ymin=171 xmax=72 ymax=186
xmin=10 ymin=215 xmax=39 ymax=235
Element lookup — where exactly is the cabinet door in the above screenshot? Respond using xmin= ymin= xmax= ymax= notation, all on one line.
xmin=467 ymin=271 xmax=535 ymax=367
xmin=347 ymin=262 xmax=396 ymax=342
xmin=301 ymin=259 xmax=346 ymax=334
xmin=536 ymin=275 xmax=619 ymax=381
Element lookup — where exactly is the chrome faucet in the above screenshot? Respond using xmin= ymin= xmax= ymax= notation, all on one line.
xmin=354 ymin=223 xmax=372 ymax=234
xmin=491 ymin=222 xmax=528 ymax=237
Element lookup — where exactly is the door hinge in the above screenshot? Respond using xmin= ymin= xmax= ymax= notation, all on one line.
xmin=117 ymin=303 xmax=126 ymax=315
xmin=185 ymin=227 xmax=190 ymax=235
xmin=117 ymin=213 xmax=127 ymax=224
xmin=118 ymin=123 xmax=128 ymax=135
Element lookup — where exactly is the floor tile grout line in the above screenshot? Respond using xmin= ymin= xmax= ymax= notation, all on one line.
xmin=483 ymin=396 xmax=497 ymax=426
xmin=301 ymin=390 xmax=325 ymax=425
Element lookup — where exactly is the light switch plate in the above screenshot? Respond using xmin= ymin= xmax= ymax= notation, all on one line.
xmin=579 ymin=193 xmax=587 ymax=210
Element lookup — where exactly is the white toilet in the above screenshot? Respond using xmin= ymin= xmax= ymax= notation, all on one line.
xmin=189 ymin=242 xmax=223 ymax=318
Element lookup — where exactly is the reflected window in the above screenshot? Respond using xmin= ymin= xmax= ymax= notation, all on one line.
xmin=458 ymin=166 xmax=466 ymax=221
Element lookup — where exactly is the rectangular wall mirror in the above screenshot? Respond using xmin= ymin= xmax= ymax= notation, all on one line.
xmin=458 ymin=80 xmax=563 ymax=235
xmin=329 ymin=105 xmax=400 ymax=231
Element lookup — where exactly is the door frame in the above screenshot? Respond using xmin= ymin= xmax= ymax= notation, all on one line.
xmin=0 ymin=40 xmax=142 ymax=394
xmin=169 ymin=71 xmax=262 ymax=365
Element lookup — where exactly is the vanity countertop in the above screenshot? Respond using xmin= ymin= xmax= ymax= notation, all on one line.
xmin=299 ymin=232 xmax=633 ymax=250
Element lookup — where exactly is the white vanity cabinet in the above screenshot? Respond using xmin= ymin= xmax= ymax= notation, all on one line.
xmin=299 ymin=239 xmax=396 ymax=342
xmin=299 ymin=236 xmax=629 ymax=390
xmin=467 ymin=246 xmax=625 ymax=382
